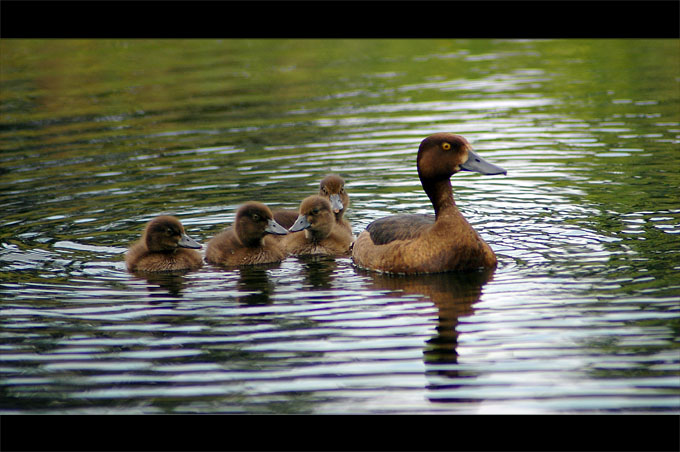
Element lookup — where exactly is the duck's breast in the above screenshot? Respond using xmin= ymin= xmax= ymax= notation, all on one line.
xmin=127 ymin=247 xmax=202 ymax=273
xmin=206 ymin=231 xmax=285 ymax=266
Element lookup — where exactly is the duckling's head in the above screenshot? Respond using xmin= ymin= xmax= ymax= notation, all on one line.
xmin=417 ymin=133 xmax=506 ymax=182
xmin=235 ymin=202 xmax=288 ymax=246
xmin=289 ymin=195 xmax=335 ymax=240
xmin=144 ymin=216 xmax=201 ymax=252
xmin=319 ymin=174 xmax=349 ymax=215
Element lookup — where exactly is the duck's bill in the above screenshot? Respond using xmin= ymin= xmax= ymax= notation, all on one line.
xmin=178 ymin=233 xmax=202 ymax=249
xmin=329 ymin=194 xmax=344 ymax=213
xmin=265 ymin=218 xmax=289 ymax=235
xmin=460 ymin=149 xmax=507 ymax=175
xmin=289 ymin=214 xmax=311 ymax=233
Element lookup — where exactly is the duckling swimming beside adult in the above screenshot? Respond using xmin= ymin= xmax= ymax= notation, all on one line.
xmin=274 ymin=174 xmax=352 ymax=234
xmin=125 ymin=215 xmax=203 ymax=273
xmin=281 ymin=195 xmax=354 ymax=256
xmin=205 ymin=201 xmax=288 ymax=267
xmin=351 ymin=133 xmax=506 ymax=274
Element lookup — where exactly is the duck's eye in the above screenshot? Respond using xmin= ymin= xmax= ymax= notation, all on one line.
xmin=442 ymin=142 xmax=452 ymax=151
xmin=252 ymin=214 xmax=260 ymax=221
xmin=311 ymin=208 xmax=319 ymax=215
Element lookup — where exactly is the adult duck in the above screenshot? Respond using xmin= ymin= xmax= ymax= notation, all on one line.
xmin=205 ymin=201 xmax=288 ymax=266
xmin=351 ymin=133 xmax=506 ymax=274
xmin=125 ymin=215 xmax=203 ymax=273
xmin=281 ymin=195 xmax=353 ymax=256
xmin=274 ymin=174 xmax=352 ymax=234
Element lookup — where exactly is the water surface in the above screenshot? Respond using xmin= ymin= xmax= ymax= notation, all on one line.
xmin=1 ymin=39 xmax=679 ymax=414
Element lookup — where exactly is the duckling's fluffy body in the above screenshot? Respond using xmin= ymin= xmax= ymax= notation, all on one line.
xmin=281 ymin=195 xmax=353 ymax=256
xmin=274 ymin=174 xmax=352 ymax=235
xmin=205 ymin=202 xmax=288 ymax=267
xmin=352 ymin=133 xmax=506 ymax=274
xmin=126 ymin=216 xmax=203 ymax=273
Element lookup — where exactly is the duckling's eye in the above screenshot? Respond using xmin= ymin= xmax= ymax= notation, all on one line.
xmin=311 ymin=208 xmax=319 ymax=215
xmin=442 ymin=142 xmax=452 ymax=151
xmin=251 ymin=214 xmax=260 ymax=221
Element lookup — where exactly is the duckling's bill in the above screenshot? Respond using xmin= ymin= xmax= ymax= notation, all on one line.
xmin=266 ymin=219 xmax=289 ymax=235
xmin=178 ymin=233 xmax=202 ymax=249
xmin=329 ymin=194 xmax=343 ymax=213
xmin=460 ymin=149 xmax=507 ymax=175
xmin=289 ymin=215 xmax=311 ymax=233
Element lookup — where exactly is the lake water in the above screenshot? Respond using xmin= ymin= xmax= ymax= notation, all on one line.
xmin=1 ymin=39 xmax=679 ymax=414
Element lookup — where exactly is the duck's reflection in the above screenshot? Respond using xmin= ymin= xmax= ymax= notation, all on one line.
xmin=137 ymin=271 xmax=192 ymax=298
xmin=295 ymin=254 xmax=338 ymax=290
xmin=359 ymin=268 xmax=494 ymax=403
xmin=235 ymin=264 xmax=279 ymax=305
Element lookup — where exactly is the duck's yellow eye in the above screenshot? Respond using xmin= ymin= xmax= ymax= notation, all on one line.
xmin=442 ymin=142 xmax=451 ymax=151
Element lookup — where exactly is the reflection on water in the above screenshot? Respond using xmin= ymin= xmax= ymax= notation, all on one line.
xmin=135 ymin=272 xmax=194 ymax=299
xmin=1 ymin=39 xmax=679 ymax=414
xmin=360 ymin=269 xmax=494 ymax=404
xmin=235 ymin=266 xmax=278 ymax=305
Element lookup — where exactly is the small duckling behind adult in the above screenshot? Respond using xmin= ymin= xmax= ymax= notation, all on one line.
xmin=125 ymin=215 xmax=203 ymax=273
xmin=318 ymin=174 xmax=352 ymax=234
xmin=274 ymin=174 xmax=352 ymax=234
xmin=205 ymin=201 xmax=289 ymax=267
xmin=280 ymin=195 xmax=354 ymax=256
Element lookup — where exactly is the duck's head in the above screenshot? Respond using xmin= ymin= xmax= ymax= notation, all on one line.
xmin=144 ymin=216 xmax=201 ymax=253
xmin=319 ymin=174 xmax=349 ymax=216
xmin=289 ymin=195 xmax=335 ymax=240
xmin=235 ymin=201 xmax=288 ymax=246
xmin=416 ymin=133 xmax=506 ymax=182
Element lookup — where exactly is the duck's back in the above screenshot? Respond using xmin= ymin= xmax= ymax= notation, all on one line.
xmin=365 ymin=214 xmax=434 ymax=245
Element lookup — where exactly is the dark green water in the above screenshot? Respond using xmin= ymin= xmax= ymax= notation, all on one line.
xmin=1 ymin=39 xmax=678 ymax=413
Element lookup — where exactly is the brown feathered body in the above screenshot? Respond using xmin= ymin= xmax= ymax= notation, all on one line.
xmin=281 ymin=196 xmax=353 ymax=256
xmin=273 ymin=174 xmax=352 ymax=235
xmin=205 ymin=202 xmax=288 ymax=267
xmin=125 ymin=216 xmax=203 ymax=273
xmin=351 ymin=133 xmax=505 ymax=274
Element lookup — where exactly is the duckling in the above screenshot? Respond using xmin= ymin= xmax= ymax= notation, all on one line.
xmin=125 ymin=215 xmax=203 ymax=273
xmin=351 ymin=133 xmax=506 ymax=274
xmin=205 ymin=201 xmax=288 ymax=266
xmin=273 ymin=174 xmax=352 ymax=234
xmin=318 ymin=174 xmax=352 ymax=233
xmin=281 ymin=195 xmax=354 ymax=256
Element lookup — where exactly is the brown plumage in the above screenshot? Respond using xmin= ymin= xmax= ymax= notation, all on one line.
xmin=281 ymin=195 xmax=354 ymax=256
xmin=271 ymin=209 xmax=299 ymax=230
xmin=273 ymin=174 xmax=352 ymax=234
xmin=205 ymin=201 xmax=289 ymax=267
xmin=125 ymin=215 xmax=203 ymax=273
xmin=351 ymin=133 xmax=506 ymax=274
